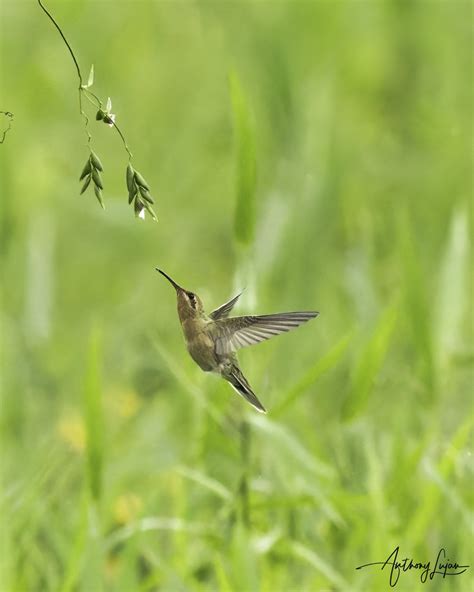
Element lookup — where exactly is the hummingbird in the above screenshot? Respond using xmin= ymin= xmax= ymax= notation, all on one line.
xmin=157 ymin=269 xmax=319 ymax=413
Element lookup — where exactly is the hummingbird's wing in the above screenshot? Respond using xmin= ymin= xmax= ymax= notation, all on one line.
xmin=222 ymin=362 xmax=266 ymax=413
xmin=209 ymin=292 xmax=243 ymax=321
xmin=214 ymin=312 xmax=319 ymax=355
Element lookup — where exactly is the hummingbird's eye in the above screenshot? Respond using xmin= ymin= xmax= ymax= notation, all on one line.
xmin=187 ymin=292 xmax=197 ymax=307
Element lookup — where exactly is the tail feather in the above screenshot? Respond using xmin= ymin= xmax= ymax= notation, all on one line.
xmin=224 ymin=366 xmax=266 ymax=413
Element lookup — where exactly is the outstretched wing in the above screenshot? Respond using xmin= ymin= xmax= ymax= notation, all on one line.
xmin=209 ymin=292 xmax=243 ymax=321
xmin=214 ymin=312 xmax=319 ymax=355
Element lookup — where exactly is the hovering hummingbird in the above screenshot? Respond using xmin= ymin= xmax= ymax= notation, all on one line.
xmin=157 ymin=269 xmax=319 ymax=413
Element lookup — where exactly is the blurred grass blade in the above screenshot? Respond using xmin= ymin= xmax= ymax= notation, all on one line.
xmin=251 ymin=528 xmax=282 ymax=555
xmin=59 ymin=491 xmax=88 ymax=592
xmin=273 ymin=331 xmax=353 ymax=416
xmin=290 ymin=541 xmax=349 ymax=590
xmin=341 ymin=305 xmax=398 ymax=421
xmin=83 ymin=504 xmax=103 ymax=592
xmin=249 ymin=414 xmax=334 ymax=479
xmin=407 ymin=411 xmax=474 ymax=543
xmin=83 ymin=328 xmax=103 ymax=502
xmin=230 ymin=520 xmax=259 ymax=592
xmin=214 ymin=556 xmax=234 ymax=592
xmin=435 ymin=208 xmax=470 ymax=366
xmin=105 ymin=517 xmax=210 ymax=551
xmin=177 ymin=466 xmax=232 ymax=501
xmin=229 ymin=70 xmax=257 ymax=246
xmin=364 ymin=430 xmax=389 ymax=560
xmin=82 ymin=329 xmax=104 ymax=590
xmin=400 ymin=212 xmax=436 ymax=393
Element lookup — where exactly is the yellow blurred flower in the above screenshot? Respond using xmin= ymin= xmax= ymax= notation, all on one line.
xmin=57 ymin=411 xmax=85 ymax=452
xmin=114 ymin=493 xmax=143 ymax=524
xmin=117 ymin=390 xmax=141 ymax=417
xmin=107 ymin=388 xmax=141 ymax=418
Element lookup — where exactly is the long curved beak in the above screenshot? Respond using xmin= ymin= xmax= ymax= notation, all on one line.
xmin=156 ymin=268 xmax=183 ymax=292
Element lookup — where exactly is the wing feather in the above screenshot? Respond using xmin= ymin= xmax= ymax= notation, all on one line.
xmin=209 ymin=292 xmax=243 ymax=321
xmin=215 ymin=311 xmax=319 ymax=354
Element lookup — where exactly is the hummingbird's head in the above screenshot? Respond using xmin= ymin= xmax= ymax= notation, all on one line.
xmin=156 ymin=268 xmax=204 ymax=320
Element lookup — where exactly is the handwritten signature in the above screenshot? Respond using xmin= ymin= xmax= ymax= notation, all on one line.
xmin=356 ymin=546 xmax=469 ymax=587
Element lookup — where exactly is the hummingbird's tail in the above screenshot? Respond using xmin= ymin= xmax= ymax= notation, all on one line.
xmin=224 ymin=365 xmax=267 ymax=413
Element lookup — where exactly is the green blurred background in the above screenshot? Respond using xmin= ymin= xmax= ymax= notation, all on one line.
xmin=1 ymin=1 xmax=472 ymax=590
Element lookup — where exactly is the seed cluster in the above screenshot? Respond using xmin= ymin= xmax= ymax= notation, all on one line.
xmin=126 ymin=163 xmax=157 ymax=220
xmin=79 ymin=151 xmax=105 ymax=209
